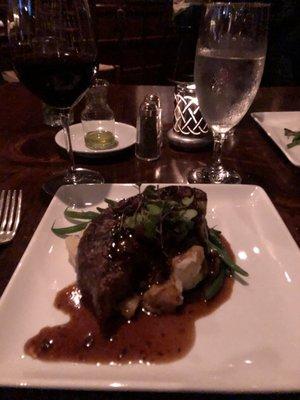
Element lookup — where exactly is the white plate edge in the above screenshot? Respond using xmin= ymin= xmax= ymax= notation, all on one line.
xmin=1 ymin=376 xmax=300 ymax=393
xmin=251 ymin=112 xmax=300 ymax=167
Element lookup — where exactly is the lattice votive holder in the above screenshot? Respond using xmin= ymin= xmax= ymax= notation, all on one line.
xmin=167 ymin=82 xmax=212 ymax=150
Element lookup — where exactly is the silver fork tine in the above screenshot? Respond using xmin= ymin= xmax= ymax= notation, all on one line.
xmin=0 ymin=190 xmax=5 ymax=218
xmin=6 ymin=190 xmax=17 ymax=232
xmin=0 ymin=190 xmax=11 ymax=231
xmin=12 ymin=190 xmax=22 ymax=235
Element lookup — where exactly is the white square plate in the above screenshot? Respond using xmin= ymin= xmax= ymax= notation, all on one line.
xmin=0 ymin=184 xmax=300 ymax=392
xmin=251 ymin=111 xmax=300 ymax=167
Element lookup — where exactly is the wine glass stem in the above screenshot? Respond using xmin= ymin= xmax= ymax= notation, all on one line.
xmin=211 ymin=131 xmax=225 ymax=169
xmin=60 ymin=111 xmax=76 ymax=178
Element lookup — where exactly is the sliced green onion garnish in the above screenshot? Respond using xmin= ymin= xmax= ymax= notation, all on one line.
xmin=64 ymin=208 xmax=100 ymax=220
xmin=203 ymin=267 xmax=226 ymax=300
xmin=51 ymin=222 xmax=88 ymax=236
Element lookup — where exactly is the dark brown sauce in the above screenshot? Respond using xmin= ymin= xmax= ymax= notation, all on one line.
xmin=25 ymin=237 xmax=235 ymax=364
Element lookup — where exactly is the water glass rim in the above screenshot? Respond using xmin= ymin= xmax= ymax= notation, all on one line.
xmin=205 ymin=2 xmax=270 ymax=8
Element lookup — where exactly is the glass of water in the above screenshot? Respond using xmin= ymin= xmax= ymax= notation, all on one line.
xmin=188 ymin=2 xmax=269 ymax=184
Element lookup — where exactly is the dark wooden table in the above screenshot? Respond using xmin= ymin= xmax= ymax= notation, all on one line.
xmin=0 ymin=83 xmax=299 ymax=400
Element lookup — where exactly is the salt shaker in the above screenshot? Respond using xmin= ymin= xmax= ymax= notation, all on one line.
xmin=135 ymin=94 xmax=162 ymax=161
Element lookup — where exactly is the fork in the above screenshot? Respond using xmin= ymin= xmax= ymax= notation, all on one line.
xmin=0 ymin=190 xmax=22 ymax=244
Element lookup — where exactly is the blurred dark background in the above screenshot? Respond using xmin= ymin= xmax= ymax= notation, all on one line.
xmin=0 ymin=0 xmax=299 ymax=86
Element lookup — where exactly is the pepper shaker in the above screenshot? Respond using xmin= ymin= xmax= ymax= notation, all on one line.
xmin=135 ymin=94 xmax=162 ymax=161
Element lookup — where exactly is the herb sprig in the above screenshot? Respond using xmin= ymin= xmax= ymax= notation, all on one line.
xmin=123 ymin=190 xmax=198 ymax=245
xmin=284 ymin=128 xmax=300 ymax=148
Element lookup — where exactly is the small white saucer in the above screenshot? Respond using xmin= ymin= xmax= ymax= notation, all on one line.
xmin=55 ymin=122 xmax=136 ymax=157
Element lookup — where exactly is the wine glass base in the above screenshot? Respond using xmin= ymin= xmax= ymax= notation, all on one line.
xmin=188 ymin=166 xmax=241 ymax=184
xmin=42 ymin=168 xmax=105 ymax=196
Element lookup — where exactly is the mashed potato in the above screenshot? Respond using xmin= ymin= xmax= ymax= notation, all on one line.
xmin=65 ymin=232 xmax=84 ymax=270
xmin=172 ymin=245 xmax=205 ymax=291
xmin=141 ymin=245 xmax=205 ymax=314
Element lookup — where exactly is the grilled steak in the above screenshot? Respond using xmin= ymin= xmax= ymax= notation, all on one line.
xmin=77 ymin=186 xmax=208 ymax=322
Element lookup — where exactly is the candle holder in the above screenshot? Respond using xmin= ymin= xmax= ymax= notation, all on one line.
xmin=167 ymin=82 xmax=212 ymax=150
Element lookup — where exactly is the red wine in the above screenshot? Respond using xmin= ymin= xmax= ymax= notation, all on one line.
xmin=13 ymin=56 xmax=95 ymax=108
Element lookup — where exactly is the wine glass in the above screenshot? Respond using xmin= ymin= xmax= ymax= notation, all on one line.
xmin=7 ymin=0 xmax=104 ymax=194
xmin=188 ymin=2 xmax=269 ymax=184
